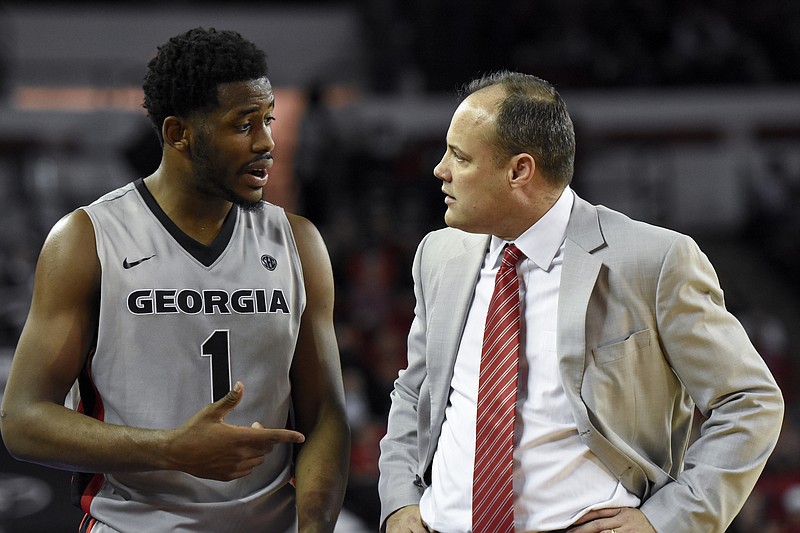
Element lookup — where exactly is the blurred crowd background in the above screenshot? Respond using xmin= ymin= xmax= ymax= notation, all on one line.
xmin=1 ymin=1 xmax=799 ymax=531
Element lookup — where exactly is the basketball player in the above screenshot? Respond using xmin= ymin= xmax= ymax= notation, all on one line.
xmin=0 ymin=28 xmax=350 ymax=532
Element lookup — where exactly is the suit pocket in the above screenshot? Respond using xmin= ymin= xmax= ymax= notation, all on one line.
xmin=591 ymin=329 xmax=651 ymax=365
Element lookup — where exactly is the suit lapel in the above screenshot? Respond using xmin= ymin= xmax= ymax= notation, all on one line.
xmin=558 ymin=195 xmax=606 ymax=398
xmin=427 ymin=234 xmax=488 ymax=444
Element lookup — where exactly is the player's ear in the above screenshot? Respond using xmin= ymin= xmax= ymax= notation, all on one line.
xmin=162 ymin=116 xmax=190 ymax=152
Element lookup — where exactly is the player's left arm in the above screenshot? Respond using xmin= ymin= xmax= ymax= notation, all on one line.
xmin=287 ymin=213 xmax=351 ymax=533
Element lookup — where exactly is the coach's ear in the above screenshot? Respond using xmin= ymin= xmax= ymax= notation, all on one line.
xmin=509 ymin=152 xmax=535 ymax=188
xmin=163 ymin=116 xmax=190 ymax=152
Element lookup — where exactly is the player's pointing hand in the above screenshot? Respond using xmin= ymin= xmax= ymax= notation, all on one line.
xmin=165 ymin=381 xmax=305 ymax=481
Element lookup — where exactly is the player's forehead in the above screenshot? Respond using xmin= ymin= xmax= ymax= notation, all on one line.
xmin=216 ymin=77 xmax=274 ymax=117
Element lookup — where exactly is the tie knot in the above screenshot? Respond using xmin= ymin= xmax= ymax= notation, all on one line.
xmin=502 ymin=243 xmax=525 ymax=267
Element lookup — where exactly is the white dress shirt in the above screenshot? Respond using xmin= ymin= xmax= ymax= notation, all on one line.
xmin=419 ymin=187 xmax=640 ymax=532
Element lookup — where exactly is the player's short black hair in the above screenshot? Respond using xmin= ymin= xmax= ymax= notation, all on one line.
xmin=143 ymin=27 xmax=268 ymax=144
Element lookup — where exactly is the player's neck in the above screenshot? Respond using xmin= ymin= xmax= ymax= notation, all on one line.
xmin=143 ymin=171 xmax=233 ymax=245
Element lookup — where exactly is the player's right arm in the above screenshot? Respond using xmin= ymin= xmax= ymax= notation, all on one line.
xmin=0 ymin=209 xmax=302 ymax=479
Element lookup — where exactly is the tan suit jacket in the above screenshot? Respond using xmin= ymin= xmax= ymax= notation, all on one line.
xmin=378 ymin=193 xmax=784 ymax=532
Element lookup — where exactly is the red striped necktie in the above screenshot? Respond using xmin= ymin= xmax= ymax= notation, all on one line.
xmin=473 ymin=243 xmax=525 ymax=533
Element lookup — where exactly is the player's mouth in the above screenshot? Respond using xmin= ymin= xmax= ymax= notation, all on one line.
xmin=242 ymin=158 xmax=272 ymax=187
xmin=248 ymin=168 xmax=267 ymax=178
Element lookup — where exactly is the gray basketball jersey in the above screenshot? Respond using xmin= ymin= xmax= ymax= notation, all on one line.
xmin=74 ymin=179 xmax=305 ymax=532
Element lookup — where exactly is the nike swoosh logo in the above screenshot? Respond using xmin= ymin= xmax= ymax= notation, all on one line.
xmin=123 ymin=254 xmax=156 ymax=269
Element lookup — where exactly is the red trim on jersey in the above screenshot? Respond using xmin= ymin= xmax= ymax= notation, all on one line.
xmin=80 ymin=474 xmax=106 ymax=514
xmin=79 ymin=513 xmax=97 ymax=532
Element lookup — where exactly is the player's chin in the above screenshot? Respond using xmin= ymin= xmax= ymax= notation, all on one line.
xmin=236 ymin=196 xmax=265 ymax=212
xmin=231 ymin=188 xmax=266 ymax=212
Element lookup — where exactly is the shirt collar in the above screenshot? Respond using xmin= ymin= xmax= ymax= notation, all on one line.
xmin=488 ymin=186 xmax=574 ymax=271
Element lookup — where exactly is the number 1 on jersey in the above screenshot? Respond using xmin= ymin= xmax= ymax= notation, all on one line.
xmin=201 ymin=330 xmax=232 ymax=402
